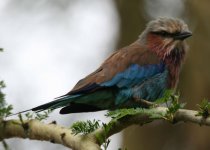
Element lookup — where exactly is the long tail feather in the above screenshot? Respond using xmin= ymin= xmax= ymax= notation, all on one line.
xmin=8 ymin=109 xmax=32 ymax=117
xmin=8 ymin=94 xmax=79 ymax=117
xmin=32 ymin=95 xmax=79 ymax=112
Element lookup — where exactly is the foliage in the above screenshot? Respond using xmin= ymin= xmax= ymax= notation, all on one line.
xmin=0 ymin=50 xmax=12 ymax=150
xmin=70 ymin=119 xmax=111 ymax=150
xmin=106 ymin=90 xmax=185 ymax=123
xmin=106 ymin=107 xmax=165 ymax=120
xmin=23 ymin=109 xmax=53 ymax=121
xmin=101 ymin=138 xmax=110 ymax=150
xmin=0 ymin=81 xmax=13 ymax=120
xmin=106 ymin=90 xmax=186 ymax=123
xmin=34 ymin=110 xmax=53 ymax=121
xmin=155 ymin=90 xmax=175 ymax=104
xmin=71 ymin=119 xmax=100 ymax=135
xmin=196 ymin=99 xmax=210 ymax=118
xmin=157 ymin=90 xmax=186 ymax=122
xmin=95 ymin=122 xmax=112 ymax=150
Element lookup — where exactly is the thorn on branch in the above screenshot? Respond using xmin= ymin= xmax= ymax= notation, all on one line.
xmin=18 ymin=114 xmax=29 ymax=131
xmin=50 ymin=139 xmax=55 ymax=143
xmin=50 ymin=121 xmax=57 ymax=125
xmin=60 ymin=133 xmax=66 ymax=140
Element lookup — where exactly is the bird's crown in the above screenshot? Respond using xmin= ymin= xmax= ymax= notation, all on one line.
xmin=146 ymin=17 xmax=191 ymax=36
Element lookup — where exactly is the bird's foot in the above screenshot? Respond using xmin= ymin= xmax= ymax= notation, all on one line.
xmin=133 ymin=98 xmax=158 ymax=108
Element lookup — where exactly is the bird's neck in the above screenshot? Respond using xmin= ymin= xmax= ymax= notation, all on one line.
xmin=143 ymin=35 xmax=187 ymax=88
xmin=163 ymin=46 xmax=186 ymax=88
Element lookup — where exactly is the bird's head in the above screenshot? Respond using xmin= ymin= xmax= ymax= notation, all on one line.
xmin=140 ymin=17 xmax=192 ymax=59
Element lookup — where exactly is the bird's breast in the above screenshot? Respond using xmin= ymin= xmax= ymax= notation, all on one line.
xmin=163 ymin=46 xmax=186 ymax=88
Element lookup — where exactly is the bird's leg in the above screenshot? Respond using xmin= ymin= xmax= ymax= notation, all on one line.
xmin=133 ymin=97 xmax=158 ymax=108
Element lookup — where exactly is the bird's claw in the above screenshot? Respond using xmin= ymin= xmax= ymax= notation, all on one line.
xmin=133 ymin=98 xmax=159 ymax=108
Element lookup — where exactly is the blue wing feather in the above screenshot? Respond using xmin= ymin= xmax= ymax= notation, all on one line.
xmin=32 ymin=62 xmax=168 ymax=113
xmin=67 ymin=62 xmax=167 ymax=104
xmin=101 ymin=62 xmax=165 ymax=88
xmin=98 ymin=62 xmax=167 ymax=105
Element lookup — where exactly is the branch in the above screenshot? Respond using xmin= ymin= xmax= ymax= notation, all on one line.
xmin=92 ymin=107 xmax=210 ymax=140
xmin=0 ymin=119 xmax=100 ymax=150
xmin=1 ymin=107 xmax=210 ymax=150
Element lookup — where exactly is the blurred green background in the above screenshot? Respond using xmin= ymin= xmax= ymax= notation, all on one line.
xmin=115 ymin=0 xmax=210 ymax=149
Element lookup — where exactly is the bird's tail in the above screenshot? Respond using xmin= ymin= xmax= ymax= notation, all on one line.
xmin=8 ymin=94 xmax=79 ymax=117
xmin=8 ymin=109 xmax=33 ymax=117
xmin=32 ymin=95 xmax=79 ymax=112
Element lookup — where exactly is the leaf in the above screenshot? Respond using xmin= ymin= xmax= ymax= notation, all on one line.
xmin=71 ymin=119 xmax=100 ymax=135
xmin=106 ymin=108 xmax=165 ymax=120
xmin=155 ymin=90 xmax=174 ymax=104
xmin=196 ymin=99 xmax=210 ymax=118
xmin=162 ymin=91 xmax=187 ymax=122
xmin=34 ymin=109 xmax=52 ymax=121
xmin=0 ymin=80 xmax=13 ymax=119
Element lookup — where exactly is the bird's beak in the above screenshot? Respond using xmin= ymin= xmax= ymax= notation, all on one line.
xmin=174 ymin=31 xmax=192 ymax=40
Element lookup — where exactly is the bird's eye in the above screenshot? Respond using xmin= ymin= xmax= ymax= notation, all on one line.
xmin=159 ymin=31 xmax=168 ymax=36
xmin=151 ymin=31 xmax=170 ymax=37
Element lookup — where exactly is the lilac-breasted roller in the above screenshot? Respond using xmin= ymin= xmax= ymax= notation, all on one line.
xmin=24 ymin=17 xmax=192 ymax=114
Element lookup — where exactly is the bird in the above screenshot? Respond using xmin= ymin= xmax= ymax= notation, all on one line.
xmin=17 ymin=17 xmax=192 ymax=115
